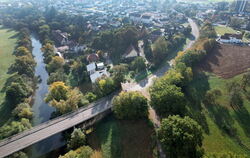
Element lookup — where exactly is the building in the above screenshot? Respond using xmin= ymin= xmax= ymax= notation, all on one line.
xmin=235 ymin=0 xmax=249 ymax=13
xmin=52 ymin=30 xmax=69 ymax=46
xmin=129 ymin=13 xmax=141 ymax=23
xmin=219 ymin=33 xmax=243 ymax=44
xmin=122 ymin=45 xmax=139 ymax=61
xmin=97 ymin=62 xmax=105 ymax=70
xmin=141 ymin=15 xmax=152 ymax=24
xmin=87 ymin=53 xmax=99 ymax=63
xmin=87 ymin=63 xmax=96 ymax=75
xmin=90 ymin=70 xmax=108 ymax=83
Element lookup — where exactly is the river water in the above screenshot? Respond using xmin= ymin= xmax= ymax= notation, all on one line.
xmin=28 ymin=36 xmax=65 ymax=158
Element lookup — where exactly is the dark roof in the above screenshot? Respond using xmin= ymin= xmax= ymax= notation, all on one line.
xmin=221 ymin=33 xmax=243 ymax=40
xmin=141 ymin=15 xmax=151 ymax=19
xmin=129 ymin=13 xmax=141 ymax=18
xmin=87 ymin=53 xmax=99 ymax=63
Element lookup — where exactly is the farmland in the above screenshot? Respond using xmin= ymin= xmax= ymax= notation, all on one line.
xmin=199 ymin=43 xmax=250 ymax=78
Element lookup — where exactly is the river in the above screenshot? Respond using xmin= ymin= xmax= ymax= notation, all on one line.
xmin=28 ymin=36 xmax=65 ymax=158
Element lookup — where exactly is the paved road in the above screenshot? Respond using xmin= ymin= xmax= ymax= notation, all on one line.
xmin=0 ymin=94 xmax=114 ymax=158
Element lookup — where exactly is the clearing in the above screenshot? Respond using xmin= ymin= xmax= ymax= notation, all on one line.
xmin=186 ymin=72 xmax=250 ymax=156
xmin=88 ymin=116 xmax=155 ymax=158
xmin=0 ymin=26 xmax=18 ymax=125
xmin=199 ymin=43 xmax=250 ymax=79
xmin=214 ymin=25 xmax=237 ymax=36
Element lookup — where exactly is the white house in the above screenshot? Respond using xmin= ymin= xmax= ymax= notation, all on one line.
xmin=90 ymin=70 xmax=108 ymax=83
xmin=87 ymin=63 xmax=96 ymax=75
xmin=219 ymin=33 xmax=243 ymax=44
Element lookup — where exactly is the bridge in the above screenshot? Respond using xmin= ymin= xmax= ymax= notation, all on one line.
xmin=0 ymin=94 xmax=115 ymax=158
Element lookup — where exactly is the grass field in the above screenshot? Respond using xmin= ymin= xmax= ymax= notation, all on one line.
xmin=214 ymin=25 xmax=237 ymax=36
xmin=88 ymin=116 xmax=154 ymax=158
xmin=0 ymin=26 xmax=18 ymax=125
xmin=186 ymin=72 xmax=250 ymax=156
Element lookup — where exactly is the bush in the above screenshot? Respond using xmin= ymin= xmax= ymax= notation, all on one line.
xmin=112 ymin=91 xmax=148 ymax=119
xmin=67 ymin=128 xmax=86 ymax=150
xmin=0 ymin=118 xmax=32 ymax=139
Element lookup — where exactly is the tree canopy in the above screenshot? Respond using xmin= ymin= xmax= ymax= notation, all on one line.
xmin=112 ymin=91 xmax=148 ymax=119
xmin=157 ymin=115 xmax=204 ymax=158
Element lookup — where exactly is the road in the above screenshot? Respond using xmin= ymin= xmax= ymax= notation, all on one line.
xmin=0 ymin=94 xmax=114 ymax=158
xmin=122 ymin=18 xmax=199 ymax=97
xmin=122 ymin=18 xmax=199 ymax=158
xmin=0 ymin=19 xmax=199 ymax=158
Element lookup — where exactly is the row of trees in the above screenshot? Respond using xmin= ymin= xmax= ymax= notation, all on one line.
xmin=0 ymin=28 xmax=34 ymax=140
xmin=149 ymin=22 xmax=218 ymax=158
xmin=152 ymin=33 xmax=186 ymax=65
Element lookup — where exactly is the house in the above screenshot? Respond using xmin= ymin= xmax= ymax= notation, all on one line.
xmin=219 ymin=33 xmax=243 ymax=44
xmin=97 ymin=62 xmax=105 ymax=70
xmin=87 ymin=53 xmax=99 ymax=63
xmin=129 ymin=13 xmax=141 ymax=23
xmin=90 ymin=70 xmax=108 ymax=83
xmin=87 ymin=63 xmax=96 ymax=75
xmin=52 ymin=30 xmax=69 ymax=46
xmin=141 ymin=15 xmax=152 ymax=24
xmin=56 ymin=46 xmax=69 ymax=53
xmin=122 ymin=45 xmax=139 ymax=61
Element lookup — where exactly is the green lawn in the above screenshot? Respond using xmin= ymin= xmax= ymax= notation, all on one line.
xmin=214 ymin=25 xmax=237 ymax=36
xmin=88 ymin=116 xmax=154 ymax=158
xmin=0 ymin=26 xmax=18 ymax=125
xmin=186 ymin=72 xmax=250 ymax=156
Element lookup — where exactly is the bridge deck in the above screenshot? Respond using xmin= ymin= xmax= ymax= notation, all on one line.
xmin=0 ymin=94 xmax=114 ymax=158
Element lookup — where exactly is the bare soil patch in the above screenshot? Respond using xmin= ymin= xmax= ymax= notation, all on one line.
xmin=199 ymin=43 xmax=250 ymax=78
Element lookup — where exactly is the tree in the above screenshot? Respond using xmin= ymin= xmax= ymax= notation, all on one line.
xmin=12 ymin=103 xmax=33 ymax=119
xmin=6 ymin=81 xmax=33 ymax=106
xmin=112 ymin=91 xmax=148 ymax=119
xmin=47 ymin=56 xmax=64 ymax=74
xmin=41 ymin=43 xmax=55 ymax=64
xmin=11 ymin=55 xmax=36 ymax=77
xmin=84 ymin=92 xmax=97 ymax=103
xmin=14 ymin=46 xmax=31 ymax=57
xmin=67 ymin=128 xmax=86 ymax=150
xmin=95 ymin=77 xmax=117 ymax=96
xmin=204 ymin=152 xmax=247 ymax=158
xmin=0 ymin=118 xmax=32 ymax=139
xmin=7 ymin=151 xmax=28 ymax=158
xmin=130 ymin=57 xmax=146 ymax=73
xmin=150 ymin=81 xmax=186 ymax=116
xmin=47 ymin=70 xmax=67 ymax=85
xmin=111 ymin=64 xmax=129 ymax=85
xmin=152 ymin=37 xmax=170 ymax=64
xmin=71 ymin=60 xmax=88 ymax=85
xmin=45 ymin=81 xmax=69 ymax=103
xmin=157 ymin=115 xmax=204 ymax=158
xmin=59 ymin=146 xmax=93 ymax=158
xmin=241 ymin=72 xmax=250 ymax=91
xmin=49 ymin=88 xmax=82 ymax=114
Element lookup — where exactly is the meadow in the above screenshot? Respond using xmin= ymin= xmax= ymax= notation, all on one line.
xmin=0 ymin=26 xmax=18 ymax=125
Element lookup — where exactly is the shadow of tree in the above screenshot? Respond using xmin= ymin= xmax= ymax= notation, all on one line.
xmin=184 ymin=71 xmax=210 ymax=134
xmin=0 ymin=100 xmax=14 ymax=126
xmin=234 ymin=106 xmax=250 ymax=138
xmin=205 ymin=102 xmax=236 ymax=137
